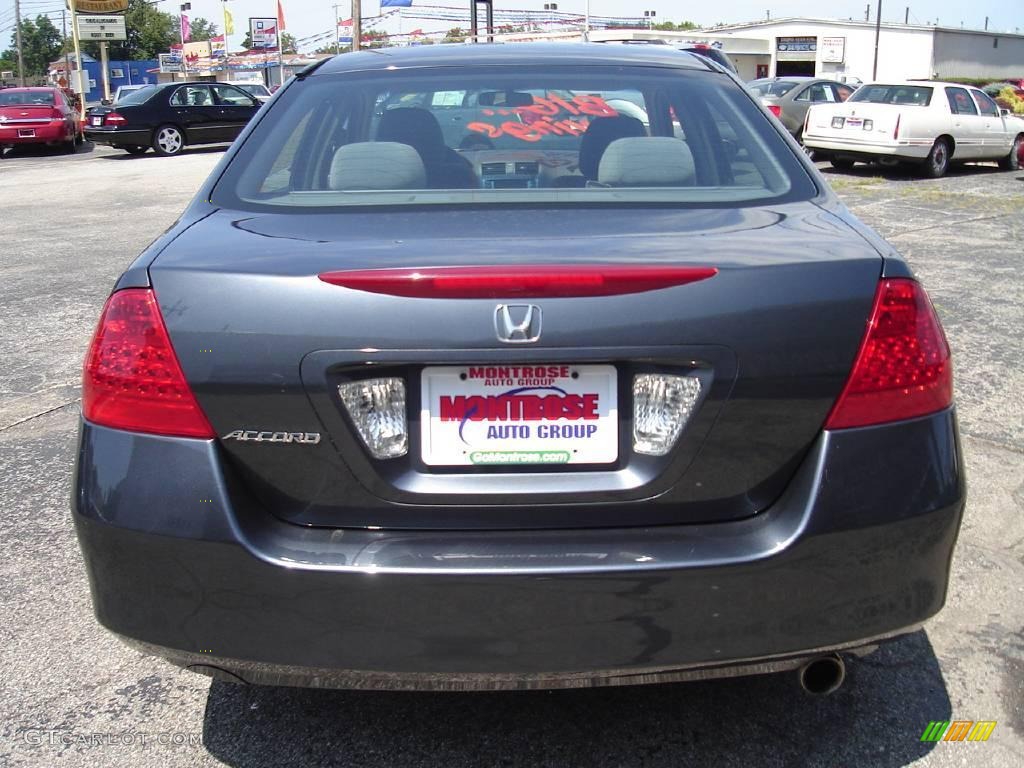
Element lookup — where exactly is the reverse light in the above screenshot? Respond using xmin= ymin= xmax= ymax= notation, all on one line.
xmin=824 ymin=279 xmax=952 ymax=430
xmin=831 ymin=116 xmax=846 ymax=129
xmin=767 ymin=104 xmax=782 ymax=118
xmin=338 ymin=378 xmax=408 ymax=459
xmin=632 ymin=374 xmax=702 ymax=456
xmin=319 ymin=265 xmax=717 ymax=299
xmin=82 ymin=288 xmax=215 ymax=438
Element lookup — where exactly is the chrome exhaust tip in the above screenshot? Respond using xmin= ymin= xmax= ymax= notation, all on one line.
xmin=798 ymin=653 xmax=846 ymax=695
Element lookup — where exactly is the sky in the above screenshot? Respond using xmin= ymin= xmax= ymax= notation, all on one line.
xmin=7 ymin=1 xmax=1017 ymax=52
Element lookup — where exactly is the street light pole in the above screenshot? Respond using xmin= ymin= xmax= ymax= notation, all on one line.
xmin=872 ymin=0 xmax=883 ymax=80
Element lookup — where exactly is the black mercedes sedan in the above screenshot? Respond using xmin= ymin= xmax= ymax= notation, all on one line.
xmin=73 ymin=44 xmax=964 ymax=695
xmin=84 ymin=81 xmax=262 ymax=156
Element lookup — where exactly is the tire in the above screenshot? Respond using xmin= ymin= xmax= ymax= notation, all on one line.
xmin=998 ymin=134 xmax=1022 ymax=171
xmin=123 ymin=145 xmax=148 ymax=156
xmin=152 ymin=124 xmax=185 ymax=156
xmin=922 ymin=137 xmax=950 ymax=178
xmin=830 ymin=157 xmax=855 ymax=170
xmin=61 ymin=130 xmax=77 ymax=154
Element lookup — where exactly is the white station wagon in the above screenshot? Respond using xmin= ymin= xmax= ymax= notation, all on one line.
xmin=803 ymin=80 xmax=1023 ymax=177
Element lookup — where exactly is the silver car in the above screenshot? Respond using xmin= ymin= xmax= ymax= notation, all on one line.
xmin=749 ymin=77 xmax=855 ymax=140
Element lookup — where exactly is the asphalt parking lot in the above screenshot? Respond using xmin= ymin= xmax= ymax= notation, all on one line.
xmin=1 ymin=142 xmax=1022 ymax=767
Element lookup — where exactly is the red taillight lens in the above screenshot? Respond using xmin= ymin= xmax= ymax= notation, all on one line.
xmin=893 ymin=114 xmax=901 ymax=140
xmin=825 ymin=279 xmax=952 ymax=430
xmin=105 ymin=112 xmax=127 ymax=124
xmin=767 ymin=105 xmax=782 ymax=117
xmin=319 ymin=265 xmax=718 ymax=299
xmin=82 ymin=288 xmax=214 ymax=439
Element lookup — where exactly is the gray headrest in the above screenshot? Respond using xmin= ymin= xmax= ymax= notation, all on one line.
xmin=597 ymin=137 xmax=696 ymax=187
xmin=328 ymin=142 xmax=427 ymax=191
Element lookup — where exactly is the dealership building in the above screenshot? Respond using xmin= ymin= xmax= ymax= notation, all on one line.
xmin=700 ymin=17 xmax=1024 ymax=82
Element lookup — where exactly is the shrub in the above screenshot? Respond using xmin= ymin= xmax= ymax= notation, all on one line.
xmin=997 ymin=87 xmax=1024 ymax=115
xmin=983 ymin=82 xmax=1015 ymax=97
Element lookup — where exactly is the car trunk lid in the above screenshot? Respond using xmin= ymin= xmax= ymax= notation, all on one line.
xmin=150 ymin=203 xmax=882 ymax=530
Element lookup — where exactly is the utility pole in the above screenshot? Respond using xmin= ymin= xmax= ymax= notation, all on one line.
xmin=873 ymin=0 xmax=883 ymax=80
xmin=14 ymin=0 xmax=26 ymax=86
xmin=905 ymin=7 xmax=909 ymax=24
xmin=352 ymin=0 xmax=360 ymax=51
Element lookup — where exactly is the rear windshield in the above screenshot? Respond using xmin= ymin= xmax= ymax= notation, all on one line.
xmin=214 ymin=65 xmax=816 ymax=210
xmin=0 ymin=91 xmax=54 ymax=106
xmin=117 ymin=86 xmax=159 ymax=106
xmin=848 ymin=84 xmax=933 ymax=106
xmin=747 ymin=80 xmax=800 ymax=97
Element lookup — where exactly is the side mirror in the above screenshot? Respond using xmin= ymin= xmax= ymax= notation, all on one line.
xmin=101 ymin=98 xmax=112 ymax=106
xmin=1000 ymin=108 xmax=1011 ymax=117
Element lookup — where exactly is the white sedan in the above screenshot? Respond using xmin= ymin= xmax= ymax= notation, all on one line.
xmin=803 ymin=80 xmax=1023 ymax=177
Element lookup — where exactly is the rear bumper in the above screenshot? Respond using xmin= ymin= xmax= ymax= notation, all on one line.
xmin=804 ymin=135 xmax=931 ymax=161
xmin=72 ymin=409 xmax=965 ymax=690
xmin=0 ymin=122 xmax=67 ymax=144
xmin=84 ymin=127 xmax=150 ymax=146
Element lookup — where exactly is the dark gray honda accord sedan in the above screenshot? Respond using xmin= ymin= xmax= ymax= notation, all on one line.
xmin=73 ymin=44 xmax=964 ymax=694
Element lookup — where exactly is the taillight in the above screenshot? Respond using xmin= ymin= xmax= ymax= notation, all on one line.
xmin=319 ymin=265 xmax=717 ymax=299
xmin=82 ymin=288 xmax=214 ymax=439
xmin=105 ymin=112 xmax=127 ymax=125
xmin=51 ymin=108 xmax=64 ymax=120
xmin=824 ymin=279 xmax=952 ymax=430
xmin=767 ymin=104 xmax=782 ymax=117
xmin=893 ymin=114 xmax=901 ymax=140
xmin=803 ymin=108 xmax=811 ymax=135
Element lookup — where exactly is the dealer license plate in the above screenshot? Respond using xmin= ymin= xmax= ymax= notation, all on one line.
xmin=91 ymin=116 xmax=102 ymax=126
xmin=845 ymin=117 xmax=863 ymax=128
xmin=421 ymin=364 xmax=618 ymax=466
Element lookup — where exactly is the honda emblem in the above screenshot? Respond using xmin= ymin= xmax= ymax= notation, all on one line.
xmin=494 ymin=304 xmax=542 ymax=344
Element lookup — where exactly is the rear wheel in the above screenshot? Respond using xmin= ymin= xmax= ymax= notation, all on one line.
xmin=123 ymin=145 xmax=148 ymax=156
xmin=922 ymin=138 xmax=950 ymax=178
xmin=62 ymin=130 xmax=77 ymax=154
xmin=152 ymin=125 xmax=184 ymax=156
xmin=998 ymin=134 xmax=1022 ymax=171
xmin=830 ymin=157 xmax=855 ymax=170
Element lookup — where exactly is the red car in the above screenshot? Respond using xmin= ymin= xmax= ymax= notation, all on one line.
xmin=0 ymin=87 xmax=83 ymax=155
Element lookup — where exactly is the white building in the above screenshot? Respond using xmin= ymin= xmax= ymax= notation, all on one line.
xmin=701 ymin=17 xmax=1024 ymax=82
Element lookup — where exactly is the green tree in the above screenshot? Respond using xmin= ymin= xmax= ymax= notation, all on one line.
xmin=188 ymin=18 xmax=218 ymax=43
xmin=442 ymin=27 xmax=466 ymax=43
xmin=3 ymin=15 xmax=62 ymax=78
xmin=653 ymin=21 xmax=700 ymax=31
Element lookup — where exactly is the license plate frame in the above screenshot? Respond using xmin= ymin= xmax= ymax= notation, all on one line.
xmin=17 ymin=129 xmax=35 ymax=138
xmin=420 ymin=364 xmax=619 ymax=467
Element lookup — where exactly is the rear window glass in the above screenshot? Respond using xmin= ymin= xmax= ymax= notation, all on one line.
xmin=848 ymin=85 xmax=933 ymax=106
xmin=0 ymin=90 xmax=55 ymax=106
xmin=117 ymin=86 xmax=159 ymax=106
xmin=215 ymin=66 xmax=816 ymax=210
xmin=748 ymin=80 xmax=800 ymax=97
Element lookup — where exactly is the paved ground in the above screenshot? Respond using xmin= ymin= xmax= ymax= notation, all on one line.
xmin=0 ymin=142 xmax=1022 ymax=767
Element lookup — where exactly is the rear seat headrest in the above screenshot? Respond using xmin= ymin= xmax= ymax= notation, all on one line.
xmin=328 ymin=142 xmax=427 ymax=190
xmin=597 ymin=137 xmax=696 ymax=187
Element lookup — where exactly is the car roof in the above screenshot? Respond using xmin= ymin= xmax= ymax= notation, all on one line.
xmin=861 ymin=80 xmax=976 ymax=89
xmin=313 ymin=43 xmax=714 ymax=76
xmin=3 ymin=86 xmax=58 ymax=92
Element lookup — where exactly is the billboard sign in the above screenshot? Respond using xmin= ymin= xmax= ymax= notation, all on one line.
xmin=76 ymin=15 xmax=127 ymax=41
xmin=249 ymin=17 xmax=278 ymax=49
xmin=776 ymin=36 xmax=817 ymax=61
xmin=68 ymin=0 xmax=128 ymax=12
xmin=820 ymin=36 xmax=846 ymax=63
